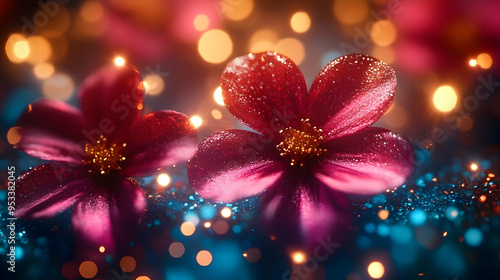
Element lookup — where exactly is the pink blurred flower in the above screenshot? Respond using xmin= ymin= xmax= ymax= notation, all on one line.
xmin=188 ymin=52 xmax=414 ymax=248
xmin=14 ymin=64 xmax=198 ymax=257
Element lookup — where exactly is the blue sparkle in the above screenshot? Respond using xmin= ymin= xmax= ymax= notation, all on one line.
xmin=364 ymin=223 xmax=376 ymax=234
xmin=200 ymin=205 xmax=216 ymax=219
xmin=464 ymin=228 xmax=482 ymax=246
xmin=409 ymin=209 xmax=427 ymax=226
xmin=377 ymin=224 xmax=390 ymax=236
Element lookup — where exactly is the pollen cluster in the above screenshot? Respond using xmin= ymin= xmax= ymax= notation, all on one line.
xmin=82 ymin=135 xmax=126 ymax=175
xmin=276 ymin=119 xmax=326 ymax=167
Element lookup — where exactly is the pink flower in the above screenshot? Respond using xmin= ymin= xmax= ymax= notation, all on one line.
xmin=14 ymin=64 xmax=198 ymax=256
xmin=188 ymin=52 xmax=414 ymax=248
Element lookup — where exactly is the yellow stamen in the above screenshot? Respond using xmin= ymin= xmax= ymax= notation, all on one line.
xmin=82 ymin=135 xmax=126 ymax=175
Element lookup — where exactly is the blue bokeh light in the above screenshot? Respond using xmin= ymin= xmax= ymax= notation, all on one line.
xmin=409 ymin=209 xmax=427 ymax=226
xmin=464 ymin=228 xmax=483 ymax=246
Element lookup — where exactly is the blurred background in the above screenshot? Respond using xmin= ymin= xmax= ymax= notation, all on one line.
xmin=1 ymin=0 xmax=500 ymax=279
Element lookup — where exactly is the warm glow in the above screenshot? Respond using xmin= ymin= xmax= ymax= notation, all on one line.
xmin=169 ymin=242 xmax=185 ymax=258
xmin=290 ymin=12 xmax=311 ymax=33
xmin=433 ymin=85 xmax=458 ymax=112
xmin=367 ymin=261 xmax=385 ymax=279
xmin=42 ymin=73 xmax=75 ymax=101
xmin=198 ymin=29 xmax=233 ymax=64
xmin=7 ymin=127 xmax=22 ymax=145
xmin=477 ymin=53 xmax=493 ymax=69
xmin=180 ymin=222 xmax=196 ymax=236
xmin=274 ymin=37 xmax=305 ymax=65
xmin=114 ymin=56 xmax=125 ymax=66
xmin=80 ymin=1 xmax=104 ymax=23
xmin=382 ymin=103 xmax=408 ymax=128
xmin=136 ymin=277 xmax=151 ymax=280
xmin=99 ymin=246 xmax=105 ymax=253
xmin=292 ymin=251 xmax=306 ymax=264
xmin=470 ymin=163 xmax=478 ymax=171
xmin=479 ymin=195 xmax=487 ymax=203
xmin=194 ymin=14 xmax=210 ymax=31
xmin=378 ymin=209 xmax=389 ymax=220
xmin=33 ymin=63 xmax=55 ymax=79
xmin=222 ymin=0 xmax=254 ymax=21
xmin=79 ymin=261 xmax=98 ymax=279
xmin=214 ymin=86 xmax=224 ymax=105
xmin=6 ymin=34 xmax=29 ymax=63
xmin=196 ymin=250 xmax=213 ymax=266
xmin=204 ymin=222 xmax=211 ymax=228
xmin=370 ymin=20 xmax=397 ymax=47
xmin=469 ymin=59 xmax=477 ymax=67
xmin=120 ymin=256 xmax=136 ymax=273
xmin=157 ymin=173 xmax=171 ymax=187
xmin=143 ymin=74 xmax=164 ymax=96
xmin=211 ymin=109 xmax=223 ymax=120
xmin=249 ymin=29 xmax=279 ymax=52
xmin=212 ymin=220 xmax=229 ymax=234
xmin=372 ymin=46 xmax=395 ymax=64
xmin=221 ymin=207 xmax=232 ymax=218
xmin=26 ymin=36 xmax=52 ymax=64
xmin=333 ymin=0 xmax=369 ymax=25
xmin=190 ymin=116 xmax=203 ymax=128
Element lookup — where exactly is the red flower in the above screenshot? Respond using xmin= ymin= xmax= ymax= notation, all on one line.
xmin=188 ymin=52 xmax=414 ymax=248
xmin=14 ymin=64 xmax=198 ymax=256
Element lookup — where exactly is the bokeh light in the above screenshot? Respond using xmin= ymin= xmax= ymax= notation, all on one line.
xmin=372 ymin=46 xmax=395 ymax=64
xmin=221 ymin=207 xmax=232 ymax=218
xmin=169 ymin=242 xmax=185 ymax=258
xmin=409 ymin=209 xmax=427 ymax=226
xmin=274 ymin=37 xmax=305 ymax=65
xmin=367 ymin=261 xmax=384 ymax=279
xmin=243 ymin=248 xmax=261 ymax=263
xmin=370 ymin=20 xmax=397 ymax=47
xmin=180 ymin=222 xmax=196 ymax=236
xmin=80 ymin=1 xmax=105 ymax=23
xmin=433 ymin=85 xmax=457 ymax=112
xmin=196 ymin=250 xmax=213 ymax=266
xmin=120 ymin=256 xmax=136 ymax=273
xmin=333 ymin=0 xmax=369 ymax=25
xmin=79 ymin=261 xmax=98 ymax=279
xmin=204 ymin=222 xmax=211 ymax=228
xmin=7 ymin=127 xmax=22 ymax=145
xmin=42 ymin=73 xmax=75 ymax=101
xmin=114 ymin=56 xmax=126 ymax=66
xmin=212 ymin=220 xmax=229 ymax=235
xmin=190 ymin=116 xmax=203 ymax=128
xmin=477 ymin=53 xmax=493 ymax=69
xmin=249 ymin=29 xmax=279 ymax=52
xmin=469 ymin=59 xmax=477 ymax=67
xmin=291 ymin=251 xmax=306 ymax=264
xmin=377 ymin=209 xmax=389 ymax=220
xmin=211 ymin=109 xmax=223 ymax=120
xmin=136 ymin=277 xmax=151 ymax=280
xmin=26 ymin=36 xmax=52 ymax=64
xmin=222 ymin=0 xmax=254 ymax=21
xmin=143 ymin=74 xmax=164 ymax=96
xmin=33 ymin=63 xmax=55 ymax=79
xmin=214 ymin=86 xmax=224 ymax=105
xmin=464 ymin=228 xmax=483 ymax=246
xmin=198 ymin=29 xmax=233 ymax=64
xmin=157 ymin=173 xmax=171 ymax=187
xmin=470 ymin=163 xmax=478 ymax=171
xmin=98 ymin=246 xmax=105 ymax=253
xmin=6 ymin=34 xmax=30 ymax=63
xmin=194 ymin=14 xmax=210 ymax=31
xmin=290 ymin=12 xmax=311 ymax=33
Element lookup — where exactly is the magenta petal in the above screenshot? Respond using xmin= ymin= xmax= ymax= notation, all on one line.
xmin=121 ymin=110 xmax=198 ymax=176
xmin=15 ymin=164 xmax=91 ymax=219
xmin=314 ymin=127 xmax=414 ymax=195
xmin=78 ymin=64 xmax=144 ymax=142
xmin=221 ymin=52 xmax=307 ymax=140
xmin=261 ymin=172 xmax=350 ymax=250
xmin=188 ymin=129 xmax=284 ymax=202
xmin=71 ymin=177 xmax=146 ymax=255
xmin=308 ymin=54 xmax=396 ymax=140
xmin=16 ymin=98 xmax=88 ymax=163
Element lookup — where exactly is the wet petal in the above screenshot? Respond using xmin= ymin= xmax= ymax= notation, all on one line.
xmin=262 ymin=171 xmax=350 ymax=250
xmin=308 ymin=54 xmax=396 ymax=140
xmin=71 ymin=177 xmax=146 ymax=255
xmin=122 ymin=110 xmax=198 ymax=176
xmin=78 ymin=64 xmax=144 ymax=142
xmin=221 ymin=52 xmax=306 ymax=140
xmin=15 ymin=164 xmax=91 ymax=219
xmin=314 ymin=127 xmax=414 ymax=195
xmin=16 ymin=98 xmax=88 ymax=163
xmin=188 ymin=129 xmax=284 ymax=202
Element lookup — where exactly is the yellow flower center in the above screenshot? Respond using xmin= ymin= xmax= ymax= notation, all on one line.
xmin=82 ymin=135 xmax=126 ymax=175
xmin=276 ymin=119 xmax=327 ymax=167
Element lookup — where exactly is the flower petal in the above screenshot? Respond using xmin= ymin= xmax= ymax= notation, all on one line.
xmin=121 ymin=110 xmax=198 ymax=176
xmin=78 ymin=64 xmax=144 ymax=142
xmin=314 ymin=127 xmax=414 ymax=195
xmin=71 ymin=177 xmax=146 ymax=256
xmin=308 ymin=54 xmax=396 ymax=140
xmin=188 ymin=129 xmax=284 ymax=202
xmin=261 ymin=171 xmax=350 ymax=250
xmin=16 ymin=98 xmax=88 ymax=163
xmin=221 ymin=52 xmax=307 ymax=140
xmin=15 ymin=163 xmax=91 ymax=219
